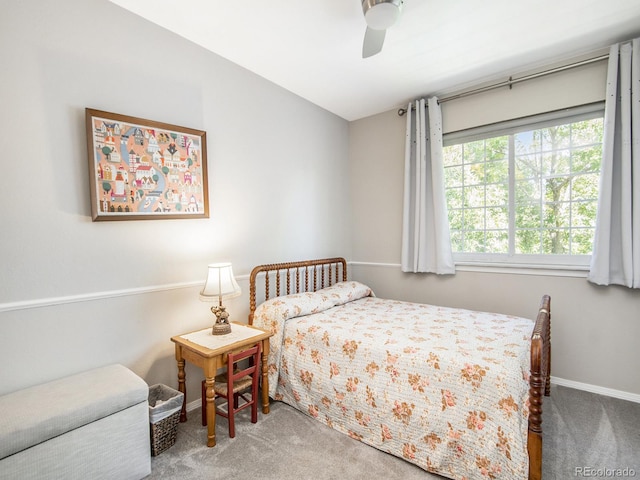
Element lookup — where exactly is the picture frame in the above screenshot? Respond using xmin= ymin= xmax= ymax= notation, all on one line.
xmin=85 ymin=108 xmax=209 ymax=221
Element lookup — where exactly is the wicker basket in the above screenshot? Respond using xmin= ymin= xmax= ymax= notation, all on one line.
xmin=150 ymin=409 xmax=181 ymax=456
xmin=148 ymin=384 xmax=184 ymax=456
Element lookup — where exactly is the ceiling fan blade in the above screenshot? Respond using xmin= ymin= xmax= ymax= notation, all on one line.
xmin=362 ymin=27 xmax=386 ymax=58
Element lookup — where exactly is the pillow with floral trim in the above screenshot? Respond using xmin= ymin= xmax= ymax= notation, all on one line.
xmin=255 ymin=291 xmax=334 ymax=324
xmin=317 ymin=281 xmax=374 ymax=306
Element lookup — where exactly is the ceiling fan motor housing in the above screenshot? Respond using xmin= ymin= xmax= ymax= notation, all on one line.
xmin=362 ymin=0 xmax=404 ymax=30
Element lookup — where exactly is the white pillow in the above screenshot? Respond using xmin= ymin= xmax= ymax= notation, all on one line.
xmin=317 ymin=281 xmax=373 ymax=306
xmin=255 ymin=291 xmax=334 ymax=322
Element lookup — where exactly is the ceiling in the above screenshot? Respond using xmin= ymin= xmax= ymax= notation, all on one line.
xmin=109 ymin=0 xmax=640 ymax=121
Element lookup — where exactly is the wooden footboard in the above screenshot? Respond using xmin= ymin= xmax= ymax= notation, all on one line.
xmin=248 ymin=257 xmax=551 ymax=480
xmin=528 ymin=294 xmax=551 ymax=480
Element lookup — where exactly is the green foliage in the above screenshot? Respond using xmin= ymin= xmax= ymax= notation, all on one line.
xmin=444 ymin=117 xmax=603 ymax=256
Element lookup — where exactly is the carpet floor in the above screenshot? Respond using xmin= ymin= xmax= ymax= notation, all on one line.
xmin=146 ymin=385 xmax=640 ymax=479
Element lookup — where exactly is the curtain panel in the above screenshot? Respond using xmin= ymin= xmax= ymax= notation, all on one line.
xmin=401 ymin=98 xmax=455 ymax=274
xmin=588 ymin=38 xmax=640 ymax=288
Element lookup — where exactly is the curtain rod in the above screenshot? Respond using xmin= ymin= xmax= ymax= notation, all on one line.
xmin=397 ymin=53 xmax=609 ymax=116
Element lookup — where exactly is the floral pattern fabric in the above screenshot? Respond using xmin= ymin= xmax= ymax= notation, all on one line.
xmin=253 ymin=284 xmax=534 ymax=480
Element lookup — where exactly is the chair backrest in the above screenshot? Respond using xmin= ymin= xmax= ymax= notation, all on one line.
xmin=227 ymin=343 xmax=261 ymax=385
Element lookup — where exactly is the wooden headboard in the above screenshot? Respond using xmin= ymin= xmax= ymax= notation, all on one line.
xmin=248 ymin=257 xmax=347 ymax=324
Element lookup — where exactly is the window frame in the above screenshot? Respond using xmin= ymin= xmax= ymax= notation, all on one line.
xmin=443 ymin=102 xmax=605 ymax=269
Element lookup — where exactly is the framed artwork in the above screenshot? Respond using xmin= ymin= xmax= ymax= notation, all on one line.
xmin=85 ymin=108 xmax=209 ymax=221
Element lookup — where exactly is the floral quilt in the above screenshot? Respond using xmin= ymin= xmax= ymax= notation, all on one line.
xmin=252 ymin=282 xmax=534 ymax=480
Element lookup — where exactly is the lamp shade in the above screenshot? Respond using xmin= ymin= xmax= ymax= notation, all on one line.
xmin=199 ymin=263 xmax=241 ymax=303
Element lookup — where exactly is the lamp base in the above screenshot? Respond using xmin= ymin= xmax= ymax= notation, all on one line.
xmin=212 ymin=322 xmax=232 ymax=335
xmin=211 ymin=304 xmax=232 ymax=335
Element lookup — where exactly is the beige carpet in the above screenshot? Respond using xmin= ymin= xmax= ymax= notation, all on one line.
xmin=146 ymin=385 xmax=640 ymax=479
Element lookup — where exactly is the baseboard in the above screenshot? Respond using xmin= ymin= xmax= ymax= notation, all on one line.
xmin=185 ymin=398 xmax=201 ymax=412
xmin=551 ymin=376 xmax=640 ymax=404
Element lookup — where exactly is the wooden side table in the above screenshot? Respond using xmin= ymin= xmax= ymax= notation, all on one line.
xmin=170 ymin=322 xmax=273 ymax=447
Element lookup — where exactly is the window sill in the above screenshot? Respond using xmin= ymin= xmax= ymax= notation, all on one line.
xmin=454 ymin=261 xmax=589 ymax=277
xmin=350 ymin=261 xmax=590 ymax=278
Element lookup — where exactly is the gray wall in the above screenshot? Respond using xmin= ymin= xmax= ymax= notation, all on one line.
xmin=0 ymin=0 xmax=351 ymax=400
xmin=348 ymin=60 xmax=640 ymax=397
xmin=1 ymin=0 xmax=637 ymax=404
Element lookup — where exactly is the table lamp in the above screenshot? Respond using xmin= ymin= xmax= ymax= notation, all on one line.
xmin=200 ymin=262 xmax=241 ymax=335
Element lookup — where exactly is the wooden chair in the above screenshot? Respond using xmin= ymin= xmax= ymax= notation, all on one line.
xmin=201 ymin=342 xmax=261 ymax=438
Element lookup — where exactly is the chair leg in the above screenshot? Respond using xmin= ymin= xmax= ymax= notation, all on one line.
xmin=251 ymin=385 xmax=258 ymax=424
xmin=228 ymin=407 xmax=236 ymax=438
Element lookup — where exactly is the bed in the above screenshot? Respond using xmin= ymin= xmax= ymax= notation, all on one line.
xmin=249 ymin=257 xmax=550 ymax=480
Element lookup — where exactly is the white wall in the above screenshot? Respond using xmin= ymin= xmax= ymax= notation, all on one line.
xmin=349 ymin=59 xmax=640 ymax=397
xmin=2 ymin=0 xmax=637 ymax=405
xmin=0 ymin=0 xmax=351 ymax=399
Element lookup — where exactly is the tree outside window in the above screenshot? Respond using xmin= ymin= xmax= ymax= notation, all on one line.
xmin=443 ymin=110 xmax=603 ymax=266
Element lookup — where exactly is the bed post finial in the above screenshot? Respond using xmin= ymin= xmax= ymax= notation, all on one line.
xmin=527 ymin=294 xmax=550 ymax=480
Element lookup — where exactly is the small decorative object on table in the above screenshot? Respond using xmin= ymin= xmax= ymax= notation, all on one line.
xmin=200 ymin=263 xmax=241 ymax=335
xmin=211 ymin=305 xmax=231 ymax=335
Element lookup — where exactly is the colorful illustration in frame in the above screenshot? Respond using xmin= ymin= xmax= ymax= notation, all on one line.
xmin=85 ymin=108 xmax=209 ymax=221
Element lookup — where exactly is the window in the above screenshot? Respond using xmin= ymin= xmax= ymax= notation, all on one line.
xmin=443 ymin=104 xmax=604 ymax=267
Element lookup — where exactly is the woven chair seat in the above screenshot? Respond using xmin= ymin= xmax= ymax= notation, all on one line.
xmin=213 ymin=375 xmax=253 ymax=395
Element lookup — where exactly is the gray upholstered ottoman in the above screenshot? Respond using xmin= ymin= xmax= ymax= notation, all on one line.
xmin=0 ymin=364 xmax=151 ymax=480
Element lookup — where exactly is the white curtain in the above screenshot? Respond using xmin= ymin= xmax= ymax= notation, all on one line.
xmin=401 ymin=98 xmax=455 ymax=274
xmin=588 ymin=38 xmax=640 ymax=288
